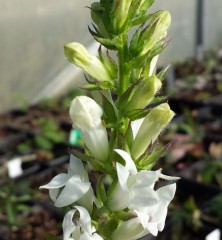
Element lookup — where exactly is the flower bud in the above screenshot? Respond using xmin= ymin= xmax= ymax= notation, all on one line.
xmin=69 ymin=96 xmax=109 ymax=161
xmin=130 ymin=11 xmax=171 ymax=57
xmin=131 ymin=0 xmax=155 ymax=18
xmin=125 ymin=76 xmax=162 ymax=112
xmin=131 ymin=103 xmax=175 ymax=159
xmin=64 ymin=42 xmax=113 ymax=82
xmin=111 ymin=0 xmax=133 ymax=33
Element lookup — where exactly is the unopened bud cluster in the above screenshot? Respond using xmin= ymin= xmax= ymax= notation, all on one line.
xmin=41 ymin=1 xmax=179 ymax=240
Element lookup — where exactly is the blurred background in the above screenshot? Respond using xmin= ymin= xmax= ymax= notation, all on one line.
xmin=0 ymin=0 xmax=222 ymax=239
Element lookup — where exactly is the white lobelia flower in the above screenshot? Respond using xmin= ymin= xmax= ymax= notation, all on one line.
xmin=109 ymin=150 xmax=178 ymax=239
xmin=111 ymin=184 xmax=176 ymax=239
xmin=69 ymin=96 xmax=109 ymax=162
xmin=107 ymin=149 xmax=179 ymax=212
xmin=131 ymin=103 xmax=175 ymax=159
xmin=63 ymin=206 xmax=103 ymax=240
xmin=40 ymin=155 xmax=94 ymax=209
xmin=64 ymin=42 xmax=113 ymax=82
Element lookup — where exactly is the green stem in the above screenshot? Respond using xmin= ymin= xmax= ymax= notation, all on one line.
xmin=118 ymin=32 xmax=130 ymax=95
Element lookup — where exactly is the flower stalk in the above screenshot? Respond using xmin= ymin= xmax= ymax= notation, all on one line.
xmin=40 ymin=1 xmax=179 ymax=240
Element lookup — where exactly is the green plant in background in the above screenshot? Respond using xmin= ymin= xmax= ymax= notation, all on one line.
xmin=40 ymin=0 xmax=179 ymax=239
xmin=170 ymin=197 xmax=201 ymax=240
xmin=17 ymin=117 xmax=66 ymax=155
xmin=34 ymin=118 xmax=66 ymax=150
xmin=210 ymin=194 xmax=222 ymax=219
xmin=0 ymin=181 xmax=31 ymax=226
xmin=201 ymin=160 xmax=222 ymax=188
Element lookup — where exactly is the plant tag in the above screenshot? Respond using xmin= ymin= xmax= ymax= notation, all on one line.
xmin=69 ymin=129 xmax=81 ymax=145
xmin=7 ymin=158 xmax=23 ymax=178
xmin=206 ymin=229 xmax=221 ymax=240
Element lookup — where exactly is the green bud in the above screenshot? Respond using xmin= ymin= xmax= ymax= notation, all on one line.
xmin=111 ymin=0 xmax=133 ymax=34
xmin=125 ymin=76 xmax=162 ymax=112
xmin=131 ymin=103 xmax=175 ymax=159
xmin=130 ymin=11 xmax=171 ymax=57
xmin=131 ymin=0 xmax=155 ymax=18
xmin=64 ymin=42 xmax=114 ymax=82
xmin=91 ymin=2 xmax=109 ymax=38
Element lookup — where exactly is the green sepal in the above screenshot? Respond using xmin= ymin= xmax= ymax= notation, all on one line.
xmin=157 ymin=65 xmax=170 ymax=81
xmin=81 ymin=83 xmax=101 ymax=91
xmin=102 ymin=93 xmax=118 ymax=124
xmin=149 ymin=96 xmax=168 ymax=107
xmin=118 ymin=78 xmax=143 ymax=109
xmin=126 ymin=108 xmax=151 ymax=121
xmin=94 ymin=36 xmax=122 ymax=50
xmin=98 ymin=47 xmax=118 ymax=80
xmin=98 ymin=213 xmax=119 ymax=239
xmin=138 ymin=144 xmax=169 ymax=170
xmin=125 ymin=122 xmax=134 ymax=150
xmin=96 ymin=176 xmax=107 ymax=206
xmin=69 ymin=149 xmax=91 ymax=162
xmin=90 ymin=2 xmax=110 ymax=38
xmin=129 ymin=25 xmax=143 ymax=57
xmin=131 ymin=53 xmax=149 ymax=69
xmin=82 ymin=81 xmax=115 ymax=91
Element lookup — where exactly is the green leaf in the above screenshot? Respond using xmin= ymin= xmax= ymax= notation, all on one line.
xmin=102 ymin=94 xmax=117 ymax=124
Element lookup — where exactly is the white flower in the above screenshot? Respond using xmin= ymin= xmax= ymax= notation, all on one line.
xmin=69 ymin=96 xmax=109 ymax=161
xmin=64 ymin=42 xmax=113 ymax=82
xmin=63 ymin=206 xmax=103 ymax=240
xmin=108 ymin=149 xmax=179 ymax=212
xmin=131 ymin=103 xmax=175 ymax=159
xmin=111 ymin=184 xmax=176 ymax=239
xmin=111 ymin=217 xmax=148 ymax=240
xmin=40 ymin=155 xmax=94 ymax=208
xmin=109 ymin=150 xmax=178 ymax=239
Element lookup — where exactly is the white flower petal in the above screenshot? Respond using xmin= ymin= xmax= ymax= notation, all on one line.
xmin=80 ymin=232 xmax=103 ymax=240
xmin=116 ymin=162 xmax=130 ymax=192
xmin=156 ymin=183 xmax=176 ymax=203
xmin=63 ymin=209 xmax=77 ymax=240
xmin=131 ymin=118 xmax=145 ymax=139
xmin=39 ymin=173 xmax=69 ymax=189
xmin=111 ymin=217 xmax=149 ymax=240
xmin=115 ymin=149 xmax=137 ymax=174
xmin=83 ymin=127 xmax=109 ymax=161
xmin=75 ymin=206 xmax=92 ymax=235
xmin=159 ymin=173 xmax=180 ymax=181
xmin=128 ymin=170 xmax=160 ymax=188
xmin=49 ymin=188 xmax=59 ymax=202
xmin=68 ymin=155 xmax=85 ymax=177
xmin=108 ymin=181 xmax=130 ymax=211
xmin=78 ymin=188 xmax=96 ymax=212
xmin=55 ymin=176 xmax=90 ymax=207
xmin=91 ymin=233 xmax=104 ymax=240
xmin=129 ymin=187 xmax=159 ymax=209
xmin=136 ymin=211 xmax=158 ymax=236
xmin=149 ymin=55 xmax=159 ymax=76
